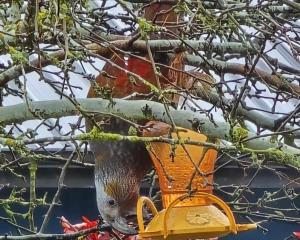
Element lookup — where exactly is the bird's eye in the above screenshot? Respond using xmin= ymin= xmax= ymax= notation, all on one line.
xmin=108 ymin=199 xmax=116 ymax=206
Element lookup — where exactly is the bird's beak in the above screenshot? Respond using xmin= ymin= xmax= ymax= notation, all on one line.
xmin=111 ymin=216 xmax=137 ymax=235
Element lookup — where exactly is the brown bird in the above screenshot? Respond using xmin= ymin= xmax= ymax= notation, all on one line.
xmin=86 ymin=56 xmax=155 ymax=234
xmin=89 ymin=120 xmax=152 ymax=234
xmin=86 ymin=3 xmax=182 ymax=234
xmin=87 ymin=51 xmax=172 ymax=233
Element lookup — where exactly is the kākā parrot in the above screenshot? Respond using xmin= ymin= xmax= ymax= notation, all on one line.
xmin=86 ymin=54 xmax=173 ymax=234
xmin=90 ymin=124 xmax=152 ymax=234
xmin=86 ymin=3 xmax=181 ymax=234
xmin=86 ymin=57 xmax=215 ymax=234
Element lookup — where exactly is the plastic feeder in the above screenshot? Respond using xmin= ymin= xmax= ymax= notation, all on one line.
xmin=137 ymin=128 xmax=257 ymax=240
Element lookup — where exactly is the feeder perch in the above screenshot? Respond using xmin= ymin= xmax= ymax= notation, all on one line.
xmin=137 ymin=127 xmax=256 ymax=239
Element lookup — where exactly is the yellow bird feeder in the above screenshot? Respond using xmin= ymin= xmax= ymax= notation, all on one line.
xmin=137 ymin=127 xmax=256 ymax=240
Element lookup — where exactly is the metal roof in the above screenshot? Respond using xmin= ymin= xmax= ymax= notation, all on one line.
xmin=1 ymin=0 xmax=299 ymax=149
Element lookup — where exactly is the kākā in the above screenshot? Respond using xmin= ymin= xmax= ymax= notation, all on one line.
xmin=86 ymin=54 xmax=176 ymax=234
xmin=86 ymin=56 xmax=215 ymax=234
xmin=87 ymin=57 xmax=151 ymax=234
xmin=86 ymin=3 xmax=181 ymax=234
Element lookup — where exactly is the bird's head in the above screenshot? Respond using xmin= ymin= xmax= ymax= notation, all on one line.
xmin=95 ymin=174 xmax=139 ymax=235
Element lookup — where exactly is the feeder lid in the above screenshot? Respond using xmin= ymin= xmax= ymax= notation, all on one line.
xmin=137 ymin=194 xmax=257 ymax=240
xmin=143 ymin=205 xmax=232 ymax=239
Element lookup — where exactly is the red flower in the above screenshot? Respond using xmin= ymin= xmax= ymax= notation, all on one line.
xmin=60 ymin=216 xmax=100 ymax=240
xmin=60 ymin=216 xmax=137 ymax=240
xmin=294 ymin=232 xmax=300 ymax=239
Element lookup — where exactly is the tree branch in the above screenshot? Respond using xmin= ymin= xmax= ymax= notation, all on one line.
xmin=184 ymin=54 xmax=300 ymax=96
xmin=0 ymin=98 xmax=299 ymax=166
xmin=0 ymin=40 xmax=255 ymax=87
xmin=0 ymin=226 xmax=98 ymax=240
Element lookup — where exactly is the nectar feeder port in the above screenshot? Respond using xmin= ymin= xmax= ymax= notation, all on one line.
xmin=137 ymin=126 xmax=256 ymax=240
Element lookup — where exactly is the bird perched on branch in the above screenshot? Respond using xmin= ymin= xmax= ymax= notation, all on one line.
xmin=86 ymin=56 xmax=155 ymax=234
xmin=86 ymin=3 xmax=184 ymax=234
xmin=89 ymin=122 xmax=152 ymax=234
xmin=86 ymin=48 xmax=176 ymax=234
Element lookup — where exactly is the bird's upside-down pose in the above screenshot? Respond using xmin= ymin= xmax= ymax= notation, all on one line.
xmin=86 ymin=3 xmax=185 ymax=234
